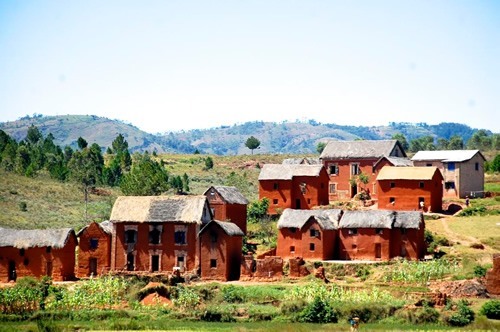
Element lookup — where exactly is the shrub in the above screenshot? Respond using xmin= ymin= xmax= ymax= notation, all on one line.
xmin=221 ymin=285 xmax=243 ymax=303
xmin=458 ymin=206 xmax=487 ymax=217
xmin=473 ymin=265 xmax=488 ymax=278
xmin=445 ymin=300 xmax=475 ymax=327
xmin=480 ymin=300 xmax=500 ymax=320
xmin=19 ymin=201 xmax=27 ymax=211
xmin=298 ymin=297 xmax=338 ymax=324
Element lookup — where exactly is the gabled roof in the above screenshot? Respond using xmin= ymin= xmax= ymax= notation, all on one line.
xmin=339 ymin=210 xmax=395 ymax=229
xmin=258 ymin=164 xmax=325 ymax=180
xmin=320 ymin=140 xmax=406 ymax=159
xmin=374 ymin=156 xmax=414 ymax=168
xmin=76 ymin=220 xmax=113 ymax=237
xmin=393 ymin=211 xmax=424 ymax=229
xmin=110 ymin=195 xmax=211 ymax=224
xmin=282 ymin=157 xmax=321 ymax=165
xmin=203 ymin=186 xmax=249 ymax=205
xmin=411 ymin=150 xmax=485 ymax=162
xmin=0 ymin=227 xmax=76 ymax=249
xmin=277 ymin=208 xmax=343 ymax=230
xmin=199 ymin=220 xmax=244 ymax=236
xmin=376 ymin=166 xmax=443 ymax=181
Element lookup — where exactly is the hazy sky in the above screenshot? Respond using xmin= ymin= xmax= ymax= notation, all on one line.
xmin=0 ymin=1 xmax=499 ymax=134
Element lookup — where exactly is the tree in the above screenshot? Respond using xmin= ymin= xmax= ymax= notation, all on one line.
xmin=120 ymin=153 xmax=170 ymax=196
xmin=245 ymin=136 xmax=261 ymax=154
xmin=316 ymin=142 xmax=326 ymax=154
xmin=448 ymin=135 xmax=464 ymax=150
xmin=111 ymin=133 xmax=128 ymax=154
xmin=392 ymin=133 xmax=409 ymax=151
xmin=25 ymin=125 xmax=43 ymax=146
xmin=204 ymin=156 xmax=214 ymax=170
xmin=77 ymin=137 xmax=88 ymax=150
xmin=467 ymin=129 xmax=491 ymax=150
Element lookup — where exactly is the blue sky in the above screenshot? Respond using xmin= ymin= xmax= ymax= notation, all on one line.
xmin=0 ymin=1 xmax=499 ymax=134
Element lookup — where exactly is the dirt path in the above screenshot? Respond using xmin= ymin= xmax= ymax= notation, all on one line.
xmin=440 ymin=217 xmax=478 ymax=246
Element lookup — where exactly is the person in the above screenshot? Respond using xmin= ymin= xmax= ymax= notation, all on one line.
xmin=419 ymin=200 xmax=425 ymax=210
xmin=349 ymin=316 xmax=360 ymax=332
xmin=465 ymin=196 xmax=470 ymax=207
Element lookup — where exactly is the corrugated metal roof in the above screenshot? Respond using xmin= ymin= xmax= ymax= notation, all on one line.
xmin=258 ymin=164 xmax=324 ymax=180
xmin=411 ymin=150 xmax=484 ymax=162
xmin=277 ymin=208 xmax=343 ymax=230
xmin=320 ymin=140 xmax=405 ymax=159
xmin=376 ymin=166 xmax=442 ymax=181
xmin=203 ymin=186 xmax=249 ymax=204
xmin=110 ymin=195 xmax=210 ymax=224
xmin=0 ymin=227 xmax=76 ymax=249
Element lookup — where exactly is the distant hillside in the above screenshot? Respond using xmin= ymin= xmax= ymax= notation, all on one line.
xmin=0 ymin=114 xmax=491 ymax=155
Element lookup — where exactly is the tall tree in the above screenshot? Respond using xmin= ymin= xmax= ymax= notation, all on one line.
xmin=316 ymin=142 xmax=326 ymax=154
xmin=120 ymin=153 xmax=170 ymax=195
xmin=245 ymin=136 xmax=261 ymax=155
xmin=392 ymin=133 xmax=409 ymax=151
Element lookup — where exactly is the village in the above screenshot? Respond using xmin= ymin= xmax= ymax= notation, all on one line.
xmin=1 ymin=140 xmax=497 ymax=294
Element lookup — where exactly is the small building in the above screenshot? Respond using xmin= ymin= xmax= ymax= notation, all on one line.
xmin=199 ymin=220 xmax=244 ymax=281
xmin=411 ymin=150 xmax=485 ymax=198
xmin=0 ymin=227 xmax=77 ymax=282
xmin=376 ymin=166 xmax=443 ymax=212
xmin=76 ymin=221 xmax=112 ymax=278
xmin=258 ymin=164 xmax=329 ymax=215
xmin=390 ymin=211 xmax=426 ymax=260
xmin=276 ymin=209 xmax=343 ymax=260
xmin=338 ymin=210 xmax=394 ymax=261
xmin=203 ymin=185 xmax=249 ymax=234
xmin=109 ymin=195 xmax=212 ymax=274
xmin=320 ymin=140 xmax=407 ymax=201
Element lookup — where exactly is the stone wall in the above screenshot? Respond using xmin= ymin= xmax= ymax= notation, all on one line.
xmin=486 ymin=253 xmax=500 ymax=295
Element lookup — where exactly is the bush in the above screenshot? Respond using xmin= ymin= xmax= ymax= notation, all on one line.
xmin=298 ymin=297 xmax=338 ymax=324
xmin=221 ymin=285 xmax=244 ymax=303
xmin=480 ymin=300 xmax=500 ymax=320
xmin=445 ymin=300 xmax=475 ymax=327
xmin=473 ymin=265 xmax=488 ymax=278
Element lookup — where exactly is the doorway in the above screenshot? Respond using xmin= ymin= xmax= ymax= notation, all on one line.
xmin=295 ymin=199 xmax=301 ymax=209
xmin=351 ymin=184 xmax=358 ymax=198
xmin=8 ymin=261 xmax=16 ymax=282
xmin=151 ymin=255 xmax=159 ymax=272
xmin=89 ymin=258 xmax=97 ymax=276
xmin=375 ymin=243 xmax=382 ymax=260
xmin=127 ymin=253 xmax=135 ymax=271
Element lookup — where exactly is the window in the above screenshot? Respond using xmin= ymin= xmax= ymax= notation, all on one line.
xmin=419 ymin=182 xmax=424 ymax=188
xmin=125 ymin=230 xmax=137 ymax=244
xmin=348 ymin=229 xmax=358 ymax=235
xmin=90 ymin=238 xmax=98 ymax=249
xmin=309 ymin=243 xmax=315 ymax=251
xmin=401 ymin=228 xmax=407 ymax=235
xmin=210 ymin=259 xmax=217 ymax=268
xmin=19 ymin=249 xmax=25 ymax=257
xmin=210 ymin=232 xmax=218 ymax=243
xmin=310 ymin=229 xmax=319 ymax=237
xmin=307 ymin=198 xmax=311 ymax=204
xmin=445 ymin=182 xmax=455 ymax=190
xmin=290 ymin=227 xmax=297 ymax=233
xmin=426 ymin=163 xmax=432 ymax=167
xmin=329 ymin=164 xmax=339 ymax=175
xmin=300 ymin=182 xmax=307 ymax=194
xmin=46 ymin=246 xmax=52 ymax=253
xmin=273 ymin=199 xmax=278 ymax=205
xmin=447 ymin=162 xmax=455 ymax=171
xmin=376 ymin=228 xmax=383 ymax=235
xmin=390 ymin=197 xmax=395 ymax=204
xmin=273 ymin=183 xmax=279 ymax=190
xmin=290 ymin=246 xmax=295 ymax=253
xmin=174 ymin=231 xmax=186 ymax=245
xmin=351 ymin=163 xmax=360 ymax=175
xmin=475 ymin=162 xmax=479 ymax=171
xmin=149 ymin=226 xmax=161 ymax=244
xmin=390 ymin=182 xmax=395 ymax=188
xmin=329 ymin=183 xmax=337 ymax=194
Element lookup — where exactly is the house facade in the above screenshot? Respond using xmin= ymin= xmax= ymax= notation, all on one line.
xmin=76 ymin=221 xmax=112 ymax=278
xmin=319 ymin=140 xmax=408 ymax=201
xmin=411 ymin=150 xmax=485 ymax=198
xmin=376 ymin=166 xmax=443 ymax=212
xmin=258 ymin=164 xmax=329 ymax=215
xmin=109 ymin=195 xmax=212 ymax=274
xmin=199 ymin=220 xmax=244 ymax=281
xmin=276 ymin=209 xmax=342 ymax=260
xmin=0 ymin=227 xmax=77 ymax=282
xmin=390 ymin=211 xmax=426 ymax=260
xmin=203 ymin=186 xmax=249 ymax=234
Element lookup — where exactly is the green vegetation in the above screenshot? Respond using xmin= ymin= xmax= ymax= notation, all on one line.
xmin=480 ymin=300 xmax=500 ymax=320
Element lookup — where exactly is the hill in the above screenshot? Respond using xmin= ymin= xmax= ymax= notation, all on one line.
xmin=0 ymin=114 xmax=492 ymax=155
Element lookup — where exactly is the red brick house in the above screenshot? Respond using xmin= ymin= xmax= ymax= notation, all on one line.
xmin=76 ymin=221 xmax=112 ymax=278
xmin=319 ymin=140 xmax=407 ymax=201
xmin=337 ymin=210 xmax=425 ymax=261
xmin=390 ymin=211 xmax=426 ymax=260
xmin=411 ymin=150 xmax=485 ymax=198
xmin=258 ymin=164 xmax=329 ymax=215
xmin=0 ymin=227 xmax=77 ymax=282
xmin=376 ymin=166 xmax=444 ymax=212
xmin=338 ymin=210 xmax=394 ymax=261
xmin=276 ymin=208 xmax=343 ymax=260
xmin=203 ymin=185 xmax=248 ymax=234
xmin=199 ymin=220 xmax=244 ymax=281
xmin=109 ymin=195 xmax=212 ymax=274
